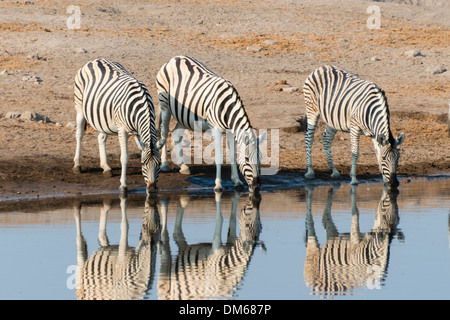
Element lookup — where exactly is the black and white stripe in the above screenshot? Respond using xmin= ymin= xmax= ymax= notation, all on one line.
xmin=304 ymin=184 xmax=400 ymax=296
xmin=156 ymin=56 xmax=265 ymax=193
xmin=303 ymin=65 xmax=405 ymax=187
xmin=158 ymin=192 xmax=262 ymax=299
xmin=73 ymin=58 xmax=161 ymax=194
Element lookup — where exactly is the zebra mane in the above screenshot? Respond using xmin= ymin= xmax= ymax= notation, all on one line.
xmin=376 ymin=87 xmax=395 ymax=146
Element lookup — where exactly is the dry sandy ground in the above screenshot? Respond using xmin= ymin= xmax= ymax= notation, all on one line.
xmin=0 ymin=0 xmax=449 ymax=201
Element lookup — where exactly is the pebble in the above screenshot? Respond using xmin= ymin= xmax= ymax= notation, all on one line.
xmin=403 ymin=49 xmax=423 ymax=57
xmin=22 ymin=75 xmax=43 ymax=84
xmin=27 ymin=52 xmax=43 ymax=60
xmin=74 ymin=48 xmax=88 ymax=54
xmin=6 ymin=111 xmax=51 ymax=123
xmin=6 ymin=111 xmax=22 ymax=119
xmin=246 ymin=46 xmax=263 ymax=52
xmin=282 ymin=87 xmax=300 ymax=93
xmin=263 ymin=40 xmax=278 ymax=45
xmin=371 ymin=56 xmax=381 ymax=62
xmin=426 ymin=65 xmax=447 ymax=75
xmin=66 ymin=121 xmax=77 ymax=129
xmin=0 ymin=70 xmax=11 ymax=76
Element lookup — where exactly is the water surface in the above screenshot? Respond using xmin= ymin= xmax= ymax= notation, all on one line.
xmin=0 ymin=177 xmax=449 ymax=300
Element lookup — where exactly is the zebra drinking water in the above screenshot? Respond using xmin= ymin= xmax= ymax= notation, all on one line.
xmin=73 ymin=58 xmax=161 ymax=194
xmin=303 ymin=65 xmax=405 ymax=188
xmin=156 ymin=56 xmax=265 ymax=193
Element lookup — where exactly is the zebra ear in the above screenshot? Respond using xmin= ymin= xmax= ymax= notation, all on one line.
xmin=395 ymin=133 xmax=405 ymax=146
xmin=377 ymin=134 xmax=388 ymax=146
xmin=257 ymin=131 xmax=267 ymax=144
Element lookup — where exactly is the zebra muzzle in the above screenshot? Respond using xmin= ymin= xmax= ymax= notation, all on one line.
xmin=146 ymin=183 xmax=158 ymax=194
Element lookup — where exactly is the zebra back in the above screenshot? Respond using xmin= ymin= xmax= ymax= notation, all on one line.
xmin=304 ymin=65 xmax=394 ymax=142
xmin=156 ymin=55 xmax=253 ymax=134
xmin=75 ymin=58 xmax=158 ymax=152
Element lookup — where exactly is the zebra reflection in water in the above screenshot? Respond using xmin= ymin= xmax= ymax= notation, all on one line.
xmin=73 ymin=196 xmax=160 ymax=300
xmin=304 ymin=184 xmax=402 ymax=296
xmin=157 ymin=191 xmax=263 ymax=300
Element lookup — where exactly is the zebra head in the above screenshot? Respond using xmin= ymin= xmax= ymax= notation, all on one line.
xmin=237 ymin=129 xmax=266 ymax=193
xmin=141 ymin=146 xmax=161 ymax=194
xmin=374 ymin=132 xmax=405 ymax=188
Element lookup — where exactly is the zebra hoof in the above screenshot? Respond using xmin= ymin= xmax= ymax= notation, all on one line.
xmin=179 ymin=164 xmax=190 ymax=175
xmin=214 ymin=186 xmax=223 ymax=192
xmin=305 ymin=172 xmax=315 ymax=180
xmin=160 ymin=162 xmax=170 ymax=172
xmin=331 ymin=172 xmax=341 ymax=179
xmin=350 ymin=179 xmax=359 ymax=186
xmin=103 ymin=170 xmax=113 ymax=178
xmin=73 ymin=166 xmax=81 ymax=174
xmin=234 ymin=182 xmax=245 ymax=191
xmin=119 ymin=186 xmax=128 ymax=196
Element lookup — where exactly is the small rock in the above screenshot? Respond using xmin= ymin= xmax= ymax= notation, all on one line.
xmin=20 ymin=111 xmax=51 ymax=123
xmin=246 ymin=46 xmax=263 ymax=52
xmin=263 ymin=40 xmax=278 ymax=45
xmin=6 ymin=111 xmax=22 ymax=119
xmin=27 ymin=52 xmax=43 ymax=60
xmin=0 ymin=70 xmax=11 ymax=76
xmin=22 ymin=75 xmax=43 ymax=84
xmin=66 ymin=121 xmax=77 ymax=129
xmin=282 ymin=87 xmax=299 ymax=93
xmin=55 ymin=122 xmax=63 ymax=127
xmin=404 ymin=50 xmax=423 ymax=58
xmin=426 ymin=65 xmax=447 ymax=75
xmin=371 ymin=56 xmax=381 ymax=62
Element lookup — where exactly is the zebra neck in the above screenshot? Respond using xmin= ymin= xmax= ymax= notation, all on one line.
xmin=229 ymin=118 xmax=253 ymax=145
xmin=136 ymin=106 xmax=156 ymax=150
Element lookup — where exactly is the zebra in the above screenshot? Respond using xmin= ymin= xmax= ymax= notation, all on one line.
xmin=304 ymin=183 xmax=401 ymax=296
xmin=156 ymin=56 xmax=266 ymax=193
xmin=303 ymin=65 xmax=405 ymax=188
xmin=157 ymin=191 xmax=263 ymax=300
xmin=73 ymin=195 xmax=160 ymax=300
xmin=73 ymin=58 xmax=161 ymax=194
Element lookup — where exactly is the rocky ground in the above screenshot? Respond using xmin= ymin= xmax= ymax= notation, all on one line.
xmin=0 ymin=0 xmax=449 ymax=201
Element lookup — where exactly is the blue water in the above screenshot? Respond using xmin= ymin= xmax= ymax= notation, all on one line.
xmin=0 ymin=177 xmax=448 ymax=300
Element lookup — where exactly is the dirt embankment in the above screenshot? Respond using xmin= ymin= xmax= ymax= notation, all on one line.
xmin=0 ymin=0 xmax=449 ymax=201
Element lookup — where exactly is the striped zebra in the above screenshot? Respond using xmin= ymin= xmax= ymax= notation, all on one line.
xmin=156 ymin=56 xmax=266 ymax=193
xmin=303 ymin=65 xmax=405 ymax=187
xmin=73 ymin=196 xmax=160 ymax=300
xmin=304 ymin=184 xmax=401 ymax=296
xmin=73 ymin=58 xmax=161 ymax=194
xmin=157 ymin=191 xmax=263 ymax=299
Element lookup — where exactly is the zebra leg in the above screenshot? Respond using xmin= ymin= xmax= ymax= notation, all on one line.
xmin=172 ymin=123 xmax=190 ymax=175
xmin=305 ymin=184 xmax=319 ymax=249
xmin=73 ymin=109 xmax=86 ymax=174
xmin=322 ymin=184 xmax=340 ymax=239
xmin=350 ymin=184 xmax=362 ymax=244
xmin=350 ymin=128 xmax=362 ymax=185
xmin=212 ymin=191 xmax=224 ymax=251
xmin=211 ymin=127 xmax=224 ymax=191
xmin=73 ymin=201 xmax=87 ymax=267
xmin=117 ymin=128 xmax=129 ymax=194
xmin=98 ymin=200 xmax=112 ymax=247
xmin=118 ymin=195 xmax=129 ymax=259
xmin=305 ymin=113 xmax=319 ymax=179
xmin=227 ymin=131 xmax=244 ymax=188
xmin=159 ymin=104 xmax=171 ymax=172
xmin=322 ymin=126 xmax=341 ymax=179
xmin=97 ymin=132 xmax=113 ymax=177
